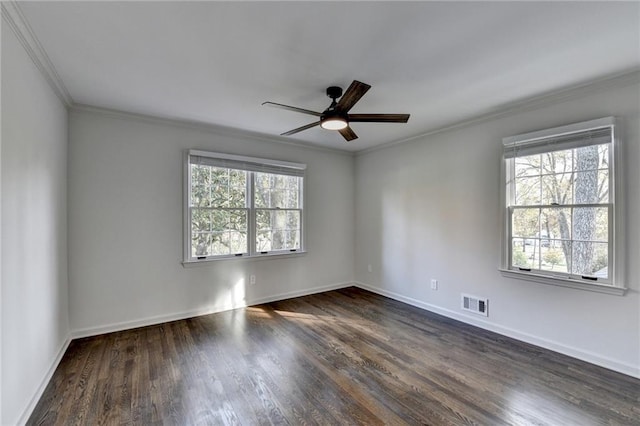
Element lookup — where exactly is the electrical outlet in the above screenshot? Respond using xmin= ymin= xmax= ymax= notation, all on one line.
xmin=250 ymin=275 xmax=256 ymax=285
xmin=430 ymin=279 xmax=438 ymax=290
xmin=367 ymin=264 xmax=372 ymax=273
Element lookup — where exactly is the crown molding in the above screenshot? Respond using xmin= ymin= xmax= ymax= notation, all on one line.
xmin=70 ymin=103 xmax=355 ymax=157
xmin=2 ymin=1 xmax=73 ymax=106
xmin=357 ymin=68 xmax=640 ymax=156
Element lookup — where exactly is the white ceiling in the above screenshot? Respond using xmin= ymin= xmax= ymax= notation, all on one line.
xmin=16 ymin=1 xmax=640 ymax=152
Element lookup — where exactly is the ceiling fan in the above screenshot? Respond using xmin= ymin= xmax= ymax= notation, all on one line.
xmin=262 ymin=80 xmax=410 ymax=142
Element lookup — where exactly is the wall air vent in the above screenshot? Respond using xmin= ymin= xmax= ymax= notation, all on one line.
xmin=461 ymin=294 xmax=488 ymax=317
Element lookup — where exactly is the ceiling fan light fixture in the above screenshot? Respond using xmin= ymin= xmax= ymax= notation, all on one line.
xmin=320 ymin=116 xmax=348 ymax=130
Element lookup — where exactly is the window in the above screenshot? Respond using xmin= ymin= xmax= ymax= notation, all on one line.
xmin=184 ymin=150 xmax=305 ymax=262
xmin=501 ymin=117 xmax=626 ymax=294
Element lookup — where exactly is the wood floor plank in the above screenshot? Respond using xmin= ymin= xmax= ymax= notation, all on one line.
xmin=27 ymin=287 xmax=640 ymax=425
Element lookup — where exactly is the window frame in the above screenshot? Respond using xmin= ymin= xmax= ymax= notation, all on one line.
xmin=500 ymin=117 xmax=627 ymax=295
xmin=183 ymin=150 xmax=306 ymax=263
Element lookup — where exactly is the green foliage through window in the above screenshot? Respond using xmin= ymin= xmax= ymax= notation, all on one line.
xmin=187 ymin=154 xmax=304 ymax=260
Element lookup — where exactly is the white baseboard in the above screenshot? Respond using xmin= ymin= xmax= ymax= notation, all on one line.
xmin=17 ymin=334 xmax=72 ymax=426
xmin=354 ymin=281 xmax=640 ymax=379
xmin=72 ymin=281 xmax=354 ymax=339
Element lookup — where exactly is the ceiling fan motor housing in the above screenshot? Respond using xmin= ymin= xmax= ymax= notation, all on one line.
xmin=326 ymin=86 xmax=343 ymax=100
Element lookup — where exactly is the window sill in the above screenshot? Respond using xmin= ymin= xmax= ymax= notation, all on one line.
xmin=182 ymin=250 xmax=307 ymax=267
xmin=499 ymin=269 xmax=627 ymax=296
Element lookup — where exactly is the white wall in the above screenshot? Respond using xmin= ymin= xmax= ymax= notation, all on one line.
xmin=68 ymin=109 xmax=355 ymax=334
xmin=1 ymin=23 xmax=70 ymax=425
xmin=355 ymin=77 xmax=640 ymax=377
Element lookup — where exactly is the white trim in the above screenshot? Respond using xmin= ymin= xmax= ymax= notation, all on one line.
xmin=72 ymin=281 xmax=353 ymax=339
xmin=354 ymin=281 xmax=639 ymax=379
xmin=182 ymin=250 xmax=307 ymax=266
xmin=70 ymin=104 xmax=353 ymax=156
xmin=502 ymin=116 xmax=615 ymax=146
xmin=1 ymin=1 xmax=73 ymax=106
xmin=499 ymin=269 xmax=626 ymax=296
xmin=183 ymin=150 xmax=191 ymax=264
xmin=16 ymin=335 xmax=72 ymax=426
xmin=189 ymin=149 xmax=306 ymax=171
xmin=357 ymin=69 xmax=640 ymax=156
xmin=68 ymin=70 xmax=639 ymax=157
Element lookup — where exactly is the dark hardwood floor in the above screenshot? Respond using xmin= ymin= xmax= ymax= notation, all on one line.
xmin=28 ymin=287 xmax=639 ymax=425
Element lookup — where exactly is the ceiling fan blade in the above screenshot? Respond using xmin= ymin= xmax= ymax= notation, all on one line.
xmin=348 ymin=113 xmax=410 ymax=123
xmin=338 ymin=126 xmax=358 ymax=141
xmin=281 ymin=121 xmax=321 ymax=136
xmin=336 ymin=80 xmax=371 ymax=113
xmin=262 ymin=102 xmax=322 ymax=117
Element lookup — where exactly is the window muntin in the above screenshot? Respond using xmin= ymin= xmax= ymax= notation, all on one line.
xmin=185 ymin=151 xmax=305 ymax=261
xmin=503 ymin=118 xmax=618 ymax=287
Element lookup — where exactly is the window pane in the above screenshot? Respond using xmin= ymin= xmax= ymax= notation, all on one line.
xmin=271 ymin=229 xmax=287 ymax=250
xmin=210 ymin=210 xmax=229 ymax=232
xmin=264 ymin=210 xmax=286 ymax=230
xmin=572 ymin=207 xmax=601 ymax=242
xmin=254 ymin=173 xmax=271 ymax=208
xmin=512 ymin=239 xmax=534 ymax=268
xmin=211 ymin=232 xmax=227 ymax=255
xmin=594 ymin=208 xmax=608 ymax=242
xmin=540 ymin=208 xmax=571 ymax=241
xmin=597 ymin=169 xmax=609 ymax=203
xmin=515 ymin=154 xmax=540 ymax=177
xmin=540 ymin=244 xmax=569 ymax=273
xmin=572 ymin=242 xmax=608 ymax=278
xmin=192 ymin=233 xmax=211 ymax=257
xmin=210 ymin=231 xmax=247 ymax=255
xmin=190 ymin=165 xmax=211 ymax=207
xmin=287 ymin=230 xmax=301 ymax=249
xmin=287 ymin=211 xmax=300 ymax=230
xmin=541 ymin=173 xmax=573 ymax=205
xmin=573 ymin=171 xmax=600 ymax=204
xmin=255 ymin=186 xmax=269 ymax=208
xmin=598 ymin=144 xmax=609 ymax=170
xmin=192 ymin=209 xmax=248 ymax=257
xmin=256 ymin=210 xmax=270 ymax=231
xmin=256 ymin=231 xmax=271 ymax=252
xmin=270 ymin=190 xmax=287 ymax=208
xmin=287 ymin=176 xmax=300 ymax=192
xmin=228 ymin=170 xmax=247 ymax=208
xmin=575 ymin=145 xmax=601 ymax=171
xmin=229 ymin=210 xmax=247 ymax=232
xmin=288 ymin=188 xmax=299 ymax=207
xmin=228 ymin=231 xmax=247 ymax=254
xmin=512 ymin=208 xmax=539 ymax=238
xmin=542 ymin=150 xmax=572 ymax=174
xmin=204 ymin=167 xmax=247 ymax=208
xmin=255 ymin=209 xmax=300 ymax=251
xmin=191 ymin=209 xmax=211 ymax=233
xmin=255 ymin=173 xmax=300 ymax=208
xmin=210 ymin=167 xmax=229 ymax=207
xmin=274 ymin=174 xmax=287 ymax=189
xmin=574 ymin=144 xmax=601 ymax=205
xmin=515 ymin=176 xmax=541 ymax=205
